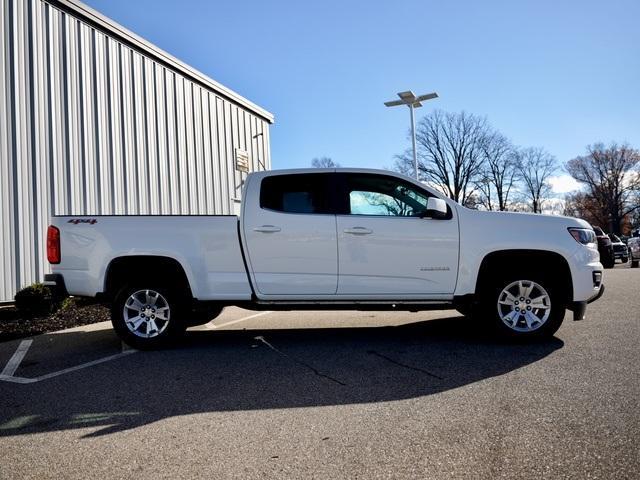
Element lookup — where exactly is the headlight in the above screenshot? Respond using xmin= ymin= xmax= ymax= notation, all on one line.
xmin=568 ymin=227 xmax=596 ymax=246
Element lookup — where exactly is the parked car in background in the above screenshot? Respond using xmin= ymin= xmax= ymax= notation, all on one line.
xmin=592 ymin=226 xmax=615 ymax=268
xmin=627 ymin=237 xmax=640 ymax=268
xmin=608 ymin=234 xmax=629 ymax=263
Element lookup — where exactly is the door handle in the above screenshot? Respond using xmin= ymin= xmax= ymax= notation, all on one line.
xmin=253 ymin=225 xmax=281 ymax=233
xmin=344 ymin=227 xmax=373 ymax=235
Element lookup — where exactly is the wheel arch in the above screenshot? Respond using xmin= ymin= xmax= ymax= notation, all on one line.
xmin=475 ymin=249 xmax=573 ymax=303
xmin=104 ymin=255 xmax=194 ymax=301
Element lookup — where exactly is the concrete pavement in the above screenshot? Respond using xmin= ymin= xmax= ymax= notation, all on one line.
xmin=0 ymin=265 xmax=638 ymax=479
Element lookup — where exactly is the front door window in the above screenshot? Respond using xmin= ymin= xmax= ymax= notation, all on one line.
xmin=346 ymin=175 xmax=431 ymax=217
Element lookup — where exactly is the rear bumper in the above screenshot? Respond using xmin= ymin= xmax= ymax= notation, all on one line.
xmin=43 ymin=273 xmax=68 ymax=298
xmin=569 ymin=283 xmax=605 ymax=321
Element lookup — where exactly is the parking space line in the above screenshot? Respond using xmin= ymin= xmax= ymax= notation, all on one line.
xmin=0 ymin=310 xmax=273 ymax=384
xmin=0 ymin=339 xmax=137 ymax=385
xmin=0 ymin=350 xmax=138 ymax=384
xmin=204 ymin=311 xmax=272 ymax=330
xmin=1 ymin=340 xmax=33 ymax=377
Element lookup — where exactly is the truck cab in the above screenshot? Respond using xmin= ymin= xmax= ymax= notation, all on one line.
xmin=241 ymin=169 xmax=459 ymax=299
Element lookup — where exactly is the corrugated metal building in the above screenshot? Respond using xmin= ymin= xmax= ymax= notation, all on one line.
xmin=0 ymin=0 xmax=274 ymax=302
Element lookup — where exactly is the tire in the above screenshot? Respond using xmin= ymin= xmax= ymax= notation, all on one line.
xmin=478 ymin=272 xmax=565 ymax=340
xmin=603 ymin=258 xmax=615 ymax=269
xmin=632 ymin=260 xmax=639 ymax=268
xmin=111 ymin=284 xmax=187 ymax=350
xmin=621 ymin=256 xmax=628 ymax=264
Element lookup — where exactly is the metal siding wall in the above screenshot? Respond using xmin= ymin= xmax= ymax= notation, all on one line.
xmin=0 ymin=0 xmax=14 ymax=302
xmin=0 ymin=0 xmax=272 ymax=302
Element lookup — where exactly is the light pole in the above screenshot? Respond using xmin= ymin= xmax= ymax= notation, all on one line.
xmin=384 ymin=91 xmax=438 ymax=180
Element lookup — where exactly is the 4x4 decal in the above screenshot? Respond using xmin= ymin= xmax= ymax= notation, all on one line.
xmin=67 ymin=218 xmax=97 ymax=225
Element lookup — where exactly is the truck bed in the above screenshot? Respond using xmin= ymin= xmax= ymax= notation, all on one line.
xmin=51 ymin=215 xmax=253 ymax=301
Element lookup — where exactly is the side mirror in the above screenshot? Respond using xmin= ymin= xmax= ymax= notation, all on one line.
xmin=423 ymin=197 xmax=448 ymax=219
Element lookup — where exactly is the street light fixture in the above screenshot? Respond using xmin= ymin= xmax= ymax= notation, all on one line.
xmin=384 ymin=90 xmax=438 ymax=180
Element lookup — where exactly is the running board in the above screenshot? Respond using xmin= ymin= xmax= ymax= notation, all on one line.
xmin=248 ymin=300 xmax=454 ymax=312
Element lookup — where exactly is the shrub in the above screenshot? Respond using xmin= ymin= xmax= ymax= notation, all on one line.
xmin=14 ymin=283 xmax=57 ymax=318
xmin=59 ymin=296 xmax=78 ymax=312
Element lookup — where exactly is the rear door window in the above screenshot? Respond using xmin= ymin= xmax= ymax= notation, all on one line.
xmin=260 ymin=173 xmax=334 ymax=214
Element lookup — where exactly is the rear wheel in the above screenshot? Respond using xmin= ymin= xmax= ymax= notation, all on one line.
xmin=112 ymin=285 xmax=187 ymax=349
xmin=480 ymin=274 xmax=565 ymax=339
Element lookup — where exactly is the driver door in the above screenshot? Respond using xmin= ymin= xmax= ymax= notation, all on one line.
xmin=335 ymin=173 xmax=459 ymax=297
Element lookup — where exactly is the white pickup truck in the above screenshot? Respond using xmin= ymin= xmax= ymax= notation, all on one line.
xmin=45 ymin=168 xmax=604 ymax=348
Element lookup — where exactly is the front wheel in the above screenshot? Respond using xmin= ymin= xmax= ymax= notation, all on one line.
xmin=480 ymin=276 xmax=565 ymax=339
xmin=111 ymin=285 xmax=187 ymax=350
xmin=631 ymin=260 xmax=639 ymax=268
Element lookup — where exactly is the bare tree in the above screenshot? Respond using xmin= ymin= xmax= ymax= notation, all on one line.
xmin=394 ymin=110 xmax=489 ymax=205
xmin=563 ymin=191 xmax=607 ymax=226
xmin=516 ymin=147 xmax=557 ymax=213
xmin=311 ymin=157 xmax=340 ymax=168
xmin=629 ymin=209 xmax=640 ymax=236
xmin=475 ymin=132 xmax=518 ymax=211
xmin=566 ymin=143 xmax=640 ymax=234
xmin=357 ymin=191 xmax=411 ymax=216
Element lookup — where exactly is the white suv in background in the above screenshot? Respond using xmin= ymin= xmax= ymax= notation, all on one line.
xmin=627 ymin=237 xmax=640 ymax=268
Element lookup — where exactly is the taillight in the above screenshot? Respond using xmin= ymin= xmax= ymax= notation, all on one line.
xmin=47 ymin=226 xmax=61 ymax=264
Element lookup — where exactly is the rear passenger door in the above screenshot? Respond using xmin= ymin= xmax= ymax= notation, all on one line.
xmin=242 ymin=173 xmax=338 ymax=296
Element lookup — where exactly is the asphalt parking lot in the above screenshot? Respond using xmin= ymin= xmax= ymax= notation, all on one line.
xmin=1 ymin=265 xmax=638 ymax=479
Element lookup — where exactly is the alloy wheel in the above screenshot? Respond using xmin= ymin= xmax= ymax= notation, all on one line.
xmin=497 ymin=280 xmax=551 ymax=332
xmin=123 ymin=289 xmax=171 ymax=338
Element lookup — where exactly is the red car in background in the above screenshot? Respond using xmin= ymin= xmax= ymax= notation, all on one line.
xmin=592 ymin=226 xmax=615 ymax=269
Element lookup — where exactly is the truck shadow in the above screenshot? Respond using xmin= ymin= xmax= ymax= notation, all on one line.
xmin=0 ymin=315 xmax=563 ymax=437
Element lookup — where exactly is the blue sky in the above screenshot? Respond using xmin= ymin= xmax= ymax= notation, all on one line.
xmin=84 ymin=0 xmax=640 ymax=193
